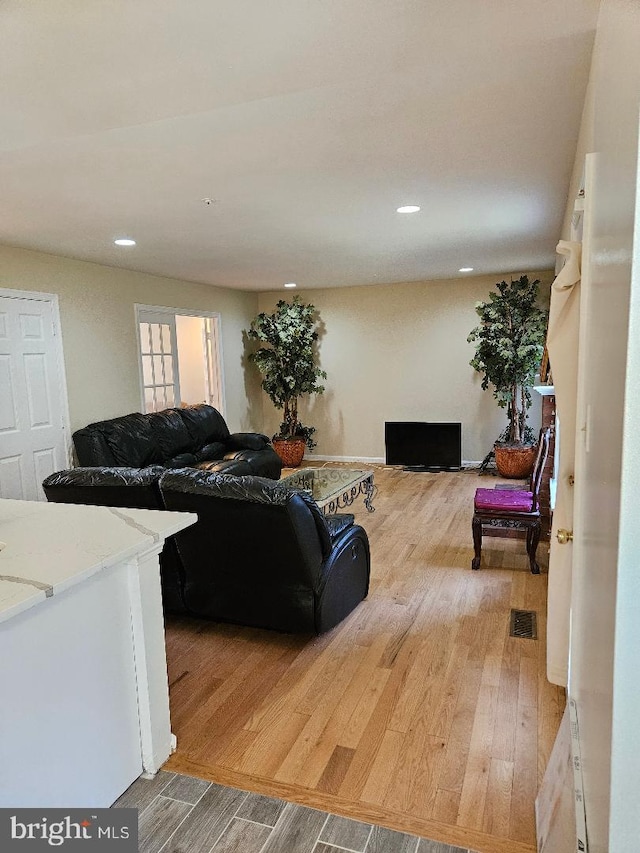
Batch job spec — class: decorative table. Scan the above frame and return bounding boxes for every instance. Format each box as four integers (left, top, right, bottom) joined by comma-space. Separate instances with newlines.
281, 467, 376, 514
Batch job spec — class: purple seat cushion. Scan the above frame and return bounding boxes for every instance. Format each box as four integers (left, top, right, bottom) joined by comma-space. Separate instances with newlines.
474, 488, 535, 513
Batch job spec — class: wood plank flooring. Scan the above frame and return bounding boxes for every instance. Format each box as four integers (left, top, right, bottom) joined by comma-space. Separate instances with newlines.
164, 465, 564, 853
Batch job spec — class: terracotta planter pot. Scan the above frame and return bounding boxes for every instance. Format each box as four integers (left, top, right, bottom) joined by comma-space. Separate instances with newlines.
272, 437, 306, 468
494, 443, 537, 479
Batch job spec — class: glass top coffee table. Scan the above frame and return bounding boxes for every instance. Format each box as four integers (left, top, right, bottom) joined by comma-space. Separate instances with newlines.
281, 468, 376, 515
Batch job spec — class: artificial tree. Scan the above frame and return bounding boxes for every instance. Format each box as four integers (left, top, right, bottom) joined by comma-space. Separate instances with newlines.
468, 275, 548, 472
248, 297, 326, 458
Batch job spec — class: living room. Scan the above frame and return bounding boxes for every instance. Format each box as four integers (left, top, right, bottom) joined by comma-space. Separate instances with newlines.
2, 1, 640, 852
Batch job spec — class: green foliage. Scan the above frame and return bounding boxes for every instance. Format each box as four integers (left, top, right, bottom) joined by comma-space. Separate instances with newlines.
467, 275, 548, 445
248, 296, 326, 450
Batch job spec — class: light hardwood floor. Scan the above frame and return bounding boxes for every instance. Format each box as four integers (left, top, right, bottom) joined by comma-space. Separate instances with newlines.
164, 464, 565, 853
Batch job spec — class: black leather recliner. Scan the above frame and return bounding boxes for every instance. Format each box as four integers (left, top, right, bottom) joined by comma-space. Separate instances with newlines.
72, 403, 282, 479
159, 469, 371, 634
42, 467, 371, 634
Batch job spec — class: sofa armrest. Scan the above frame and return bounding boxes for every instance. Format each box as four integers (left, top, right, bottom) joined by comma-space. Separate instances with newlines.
226, 432, 270, 451
315, 525, 370, 633
72, 426, 118, 466
43, 465, 166, 510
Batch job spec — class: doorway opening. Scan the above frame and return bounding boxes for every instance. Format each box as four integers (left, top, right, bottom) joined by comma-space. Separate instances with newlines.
135, 305, 224, 414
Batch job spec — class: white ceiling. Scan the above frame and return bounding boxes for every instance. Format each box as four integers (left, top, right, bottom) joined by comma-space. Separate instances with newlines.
0, 0, 600, 291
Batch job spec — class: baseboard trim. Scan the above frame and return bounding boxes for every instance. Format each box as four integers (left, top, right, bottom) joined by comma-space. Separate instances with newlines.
307, 455, 482, 469
306, 454, 386, 464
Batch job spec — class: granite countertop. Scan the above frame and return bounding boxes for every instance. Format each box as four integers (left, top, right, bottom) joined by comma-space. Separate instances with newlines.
0, 499, 196, 625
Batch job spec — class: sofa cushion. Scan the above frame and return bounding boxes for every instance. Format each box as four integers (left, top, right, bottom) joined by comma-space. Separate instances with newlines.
164, 452, 198, 468
147, 408, 192, 458
474, 488, 535, 513
101, 413, 159, 467
178, 404, 230, 447
195, 458, 254, 476
219, 447, 282, 479
194, 441, 227, 463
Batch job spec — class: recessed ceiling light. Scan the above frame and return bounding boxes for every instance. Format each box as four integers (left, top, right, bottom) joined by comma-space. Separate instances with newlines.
284, 282, 297, 289
459, 267, 474, 272
396, 205, 421, 213
114, 238, 136, 246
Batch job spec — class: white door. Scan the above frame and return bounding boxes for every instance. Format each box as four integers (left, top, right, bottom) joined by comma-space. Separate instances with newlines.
564, 134, 640, 849
0, 292, 69, 500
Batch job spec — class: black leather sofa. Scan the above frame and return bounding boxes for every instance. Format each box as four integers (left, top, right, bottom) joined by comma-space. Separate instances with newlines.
42, 467, 370, 634
72, 404, 282, 479
43, 465, 187, 612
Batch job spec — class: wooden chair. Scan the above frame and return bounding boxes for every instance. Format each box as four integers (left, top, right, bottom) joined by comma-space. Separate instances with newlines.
471, 428, 551, 574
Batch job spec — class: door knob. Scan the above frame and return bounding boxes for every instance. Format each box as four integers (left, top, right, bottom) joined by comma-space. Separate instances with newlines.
556, 528, 573, 544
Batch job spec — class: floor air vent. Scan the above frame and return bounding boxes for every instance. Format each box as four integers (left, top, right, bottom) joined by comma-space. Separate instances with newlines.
510, 609, 538, 639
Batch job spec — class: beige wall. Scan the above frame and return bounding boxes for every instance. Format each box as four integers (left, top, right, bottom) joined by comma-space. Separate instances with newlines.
560, 75, 595, 241
257, 271, 554, 463
1, 245, 553, 462
0, 245, 260, 434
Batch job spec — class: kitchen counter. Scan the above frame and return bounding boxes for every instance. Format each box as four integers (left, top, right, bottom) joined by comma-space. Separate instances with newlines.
0, 498, 196, 808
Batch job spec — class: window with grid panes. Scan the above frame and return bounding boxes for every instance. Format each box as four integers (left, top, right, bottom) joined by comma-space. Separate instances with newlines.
139, 321, 177, 412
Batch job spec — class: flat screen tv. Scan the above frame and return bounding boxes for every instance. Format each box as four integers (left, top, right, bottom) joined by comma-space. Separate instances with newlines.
384, 421, 462, 470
